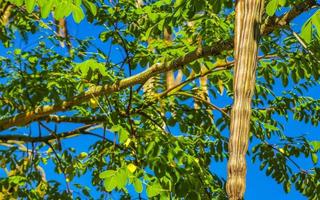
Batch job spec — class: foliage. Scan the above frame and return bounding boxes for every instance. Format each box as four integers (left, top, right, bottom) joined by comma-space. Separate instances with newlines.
0, 0, 319, 199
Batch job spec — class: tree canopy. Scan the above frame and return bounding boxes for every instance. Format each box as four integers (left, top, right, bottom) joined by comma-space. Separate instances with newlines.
0, 0, 319, 199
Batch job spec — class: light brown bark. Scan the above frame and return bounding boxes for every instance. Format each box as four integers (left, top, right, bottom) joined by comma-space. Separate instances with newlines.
55, 18, 71, 50
226, 0, 264, 199
1, 3, 12, 25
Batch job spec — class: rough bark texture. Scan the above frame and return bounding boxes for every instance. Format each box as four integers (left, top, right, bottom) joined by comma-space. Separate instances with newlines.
226, 0, 265, 199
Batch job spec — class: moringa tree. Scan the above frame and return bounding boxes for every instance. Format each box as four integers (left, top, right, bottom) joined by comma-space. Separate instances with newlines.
0, 0, 319, 199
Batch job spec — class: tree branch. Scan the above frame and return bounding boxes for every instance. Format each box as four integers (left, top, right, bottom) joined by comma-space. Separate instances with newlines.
0, 1, 314, 131
0, 124, 98, 143
261, 0, 316, 35
39, 115, 109, 124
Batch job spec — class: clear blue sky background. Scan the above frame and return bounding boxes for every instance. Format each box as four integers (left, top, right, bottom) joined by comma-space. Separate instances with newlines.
0, 3, 319, 200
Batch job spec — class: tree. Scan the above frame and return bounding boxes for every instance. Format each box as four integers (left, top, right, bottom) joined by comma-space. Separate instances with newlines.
0, 0, 319, 199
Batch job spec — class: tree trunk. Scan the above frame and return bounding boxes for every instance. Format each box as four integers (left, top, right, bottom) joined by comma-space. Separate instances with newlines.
55, 18, 70, 50
226, 1, 264, 200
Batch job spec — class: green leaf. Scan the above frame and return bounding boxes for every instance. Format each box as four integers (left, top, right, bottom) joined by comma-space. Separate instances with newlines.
119, 128, 129, 143
278, 0, 286, 6
13, 0, 23, 6
74, 61, 89, 77
144, 26, 154, 40
312, 11, 320, 37
25, 0, 36, 13
281, 74, 288, 87
111, 125, 129, 143
99, 170, 116, 178
97, 63, 108, 76
84, 1, 97, 16
146, 141, 155, 154
311, 153, 318, 164
192, 61, 201, 74
212, 0, 222, 13
63, 3, 73, 17
157, 19, 165, 31
174, 0, 184, 8
72, 6, 85, 23
309, 141, 320, 152
104, 176, 117, 192
14, 49, 21, 55
28, 56, 38, 63
74, 0, 82, 6
78, 152, 88, 159
111, 125, 120, 132
264, 123, 279, 131
301, 19, 312, 44
291, 69, 298, 83
82, 187, 90, 197
99, 31, 111, 42
266, 0, 278, 16
147, 182, 162, 198
116, 169, 127, 189
40, 0, 53, 18
186, 191, 201, 200
133, 178, 143, 193
283, 181, 291, 193
74, 59, 108, 77
37, 0, 45, 7
54, 3, 66, 20
9, 176, 27, 186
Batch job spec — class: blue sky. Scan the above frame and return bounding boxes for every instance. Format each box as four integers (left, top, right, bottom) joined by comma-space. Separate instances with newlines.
0, 2, 319, 200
